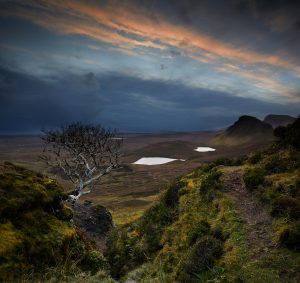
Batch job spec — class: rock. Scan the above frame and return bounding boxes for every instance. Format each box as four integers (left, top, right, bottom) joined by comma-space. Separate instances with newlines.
72, 202, 113, 251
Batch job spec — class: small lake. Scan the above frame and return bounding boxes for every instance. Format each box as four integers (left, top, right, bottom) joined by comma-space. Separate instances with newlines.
133, 147, 216, 165
133, 157, 185, 165
194, 147, 216, 152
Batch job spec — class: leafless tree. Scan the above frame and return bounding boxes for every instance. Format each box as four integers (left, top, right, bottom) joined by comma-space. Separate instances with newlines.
41, 122, 122, 202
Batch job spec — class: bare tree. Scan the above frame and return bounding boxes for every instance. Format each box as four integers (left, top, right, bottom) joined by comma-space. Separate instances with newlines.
41, 122, 122, 202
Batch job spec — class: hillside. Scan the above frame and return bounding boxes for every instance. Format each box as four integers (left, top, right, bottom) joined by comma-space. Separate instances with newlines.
105, 118, 300, 282
212, 115, 275, 146
0, 163, 113, 282
264, 114, 296, 128
1, 118, 300, 282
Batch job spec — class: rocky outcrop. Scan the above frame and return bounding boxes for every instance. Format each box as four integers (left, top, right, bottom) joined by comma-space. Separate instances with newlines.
73, 202, 113, 252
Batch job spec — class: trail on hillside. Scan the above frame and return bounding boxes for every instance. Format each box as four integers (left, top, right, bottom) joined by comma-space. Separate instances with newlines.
221, 166, 277, 258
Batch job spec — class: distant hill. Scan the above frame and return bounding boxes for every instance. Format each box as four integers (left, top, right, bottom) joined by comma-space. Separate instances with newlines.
264, 114, 296, 128
212, 115, 275, 145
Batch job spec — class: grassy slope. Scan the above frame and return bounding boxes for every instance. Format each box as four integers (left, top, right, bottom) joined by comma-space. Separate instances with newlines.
106, 146, 300, 282
1, 118, 300, 282
0, 162, 113, 282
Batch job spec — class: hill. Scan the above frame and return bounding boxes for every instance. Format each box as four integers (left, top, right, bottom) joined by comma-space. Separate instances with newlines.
106, 118, 300, 282
212, 115, 275, 146
264, 114, 296, 128
0, 162, 113, 282
1, 118, 300, 282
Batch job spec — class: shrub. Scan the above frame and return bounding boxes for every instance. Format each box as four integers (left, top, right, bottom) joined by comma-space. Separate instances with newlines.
232, 155, 247, 166
199, 169, 222, 200
176, 236, 223, 282
289, 149, 300, 169
80, 250, 109, 275
292, 178, 300, 197
248, 152, 263, 165
138, 203, 174, 253
263, 155, 291, 174
271, 196, 300, 219
277, 221, 300, 250
162, 182, 181, 208
214, 156, 246, 166
186, 220, 210, 245
244, 167, 265, 190
211, 225, 229, 241
214, 157, 233, 166
189, 164, 215, 178
106, 229, 146, 278
275, 116, 300, 149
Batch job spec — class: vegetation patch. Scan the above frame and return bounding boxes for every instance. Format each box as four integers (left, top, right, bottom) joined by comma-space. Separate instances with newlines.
0, 163, 112, 282
244, 166, 265, 190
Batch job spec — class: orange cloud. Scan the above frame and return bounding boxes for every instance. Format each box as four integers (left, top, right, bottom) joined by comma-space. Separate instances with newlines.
216, 63, 300, 102
2, 0, 298, 71
2, 0, 300, 101
58, 1, 300, 71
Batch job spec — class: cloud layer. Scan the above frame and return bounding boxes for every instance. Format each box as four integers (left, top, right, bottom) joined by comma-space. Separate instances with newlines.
1, 67, 299, 134
0, 0, 300, 132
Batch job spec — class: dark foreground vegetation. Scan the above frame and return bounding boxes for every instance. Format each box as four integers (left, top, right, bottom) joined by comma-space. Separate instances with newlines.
0, 163, 111, 282
0, 117, 299, 282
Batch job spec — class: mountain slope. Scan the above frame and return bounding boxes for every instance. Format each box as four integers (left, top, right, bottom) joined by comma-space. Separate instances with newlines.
264, 114, 296, 128
212, 115, 275, 145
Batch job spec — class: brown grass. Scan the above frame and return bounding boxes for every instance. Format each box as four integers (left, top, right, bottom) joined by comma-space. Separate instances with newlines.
0, 132, 272, 224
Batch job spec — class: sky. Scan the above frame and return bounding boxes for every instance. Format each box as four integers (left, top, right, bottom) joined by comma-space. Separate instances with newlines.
0, 0, 300, 134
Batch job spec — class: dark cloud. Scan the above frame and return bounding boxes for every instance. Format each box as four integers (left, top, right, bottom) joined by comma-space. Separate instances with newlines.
0, 68, 103, 133
0, 66, 299, 133
94, 73, 300, 131
237, 0, 300, 31
1, 1, 300, 134
125, 0, 300, 61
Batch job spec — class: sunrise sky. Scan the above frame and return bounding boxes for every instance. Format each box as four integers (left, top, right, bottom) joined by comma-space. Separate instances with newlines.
0, 0, 300, 133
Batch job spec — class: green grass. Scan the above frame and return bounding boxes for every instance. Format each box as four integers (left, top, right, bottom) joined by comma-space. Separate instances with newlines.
2, 118, 300, 282
0, 163, 113, 282
105, 150, 300, 282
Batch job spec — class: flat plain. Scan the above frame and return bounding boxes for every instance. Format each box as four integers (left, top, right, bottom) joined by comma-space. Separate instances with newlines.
0, 132, 270, 224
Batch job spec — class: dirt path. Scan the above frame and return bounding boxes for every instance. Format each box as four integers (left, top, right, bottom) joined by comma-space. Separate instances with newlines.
221, 166, 277, 258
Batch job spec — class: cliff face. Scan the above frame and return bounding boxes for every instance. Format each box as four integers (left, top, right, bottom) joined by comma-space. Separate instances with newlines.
212, 115, 275, 145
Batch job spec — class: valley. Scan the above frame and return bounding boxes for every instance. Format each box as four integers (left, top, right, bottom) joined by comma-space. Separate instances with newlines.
0, 130, 271, 224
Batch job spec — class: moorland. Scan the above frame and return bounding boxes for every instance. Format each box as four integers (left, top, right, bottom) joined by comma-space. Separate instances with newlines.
0, 114, 299, 282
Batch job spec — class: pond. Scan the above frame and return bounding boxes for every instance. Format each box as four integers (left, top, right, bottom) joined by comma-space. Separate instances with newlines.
133, 157, 185, 165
